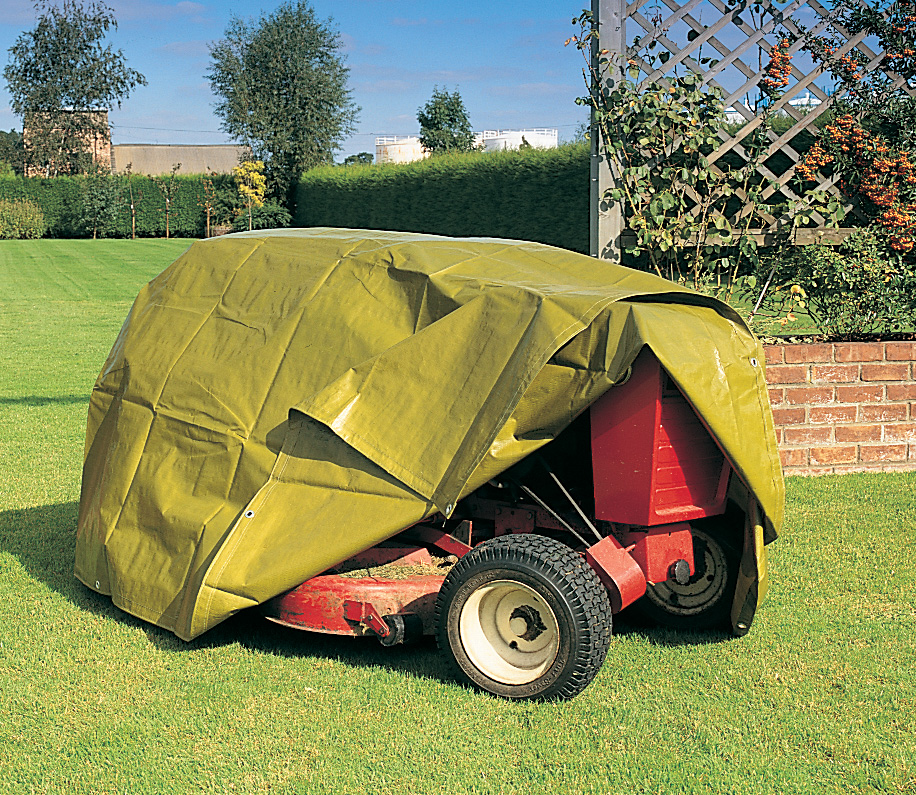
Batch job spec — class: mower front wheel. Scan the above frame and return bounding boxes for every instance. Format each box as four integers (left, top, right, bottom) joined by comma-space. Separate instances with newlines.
435, 534, 612, 701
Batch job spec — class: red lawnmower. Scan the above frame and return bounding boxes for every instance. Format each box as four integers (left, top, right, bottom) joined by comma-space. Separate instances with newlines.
263, 348, 740, 700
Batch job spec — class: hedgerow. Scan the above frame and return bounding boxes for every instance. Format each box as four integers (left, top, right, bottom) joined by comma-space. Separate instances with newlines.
295, 144, 590, 253
0, 173, 238, 238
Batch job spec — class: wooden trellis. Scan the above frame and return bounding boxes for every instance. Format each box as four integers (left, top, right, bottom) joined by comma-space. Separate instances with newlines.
589, 0, 913, 258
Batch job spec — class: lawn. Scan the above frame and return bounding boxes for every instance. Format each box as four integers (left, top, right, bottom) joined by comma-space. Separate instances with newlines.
1, 239, 914, 795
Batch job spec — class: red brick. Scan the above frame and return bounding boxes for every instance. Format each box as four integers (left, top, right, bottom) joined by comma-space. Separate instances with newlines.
784, 343, 834, 364
886, 342, 916, 361
910, 444, 916, 462
768, 387, 784, 407
809, 405, 857, 424
834, 342, 884, 362
834, 424, 882, 442
861, 363, 910, 382
812, 364, 859, 383
771, 407, 806, 425
779, 448, 808, 467
887, 383, 916, 401
836, 385, 885, 403
784, 386, 834, 405
765, 364, 809, 385
884, 423, 916, 442
784, 426, 833, 444
763, 345, 784, 366
810, 445, 858, 465
860, 444, 908, 463
859, 403, 908, 422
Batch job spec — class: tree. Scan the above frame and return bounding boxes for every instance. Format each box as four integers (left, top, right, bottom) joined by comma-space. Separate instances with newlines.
3, 0, 146, 177
152, 163, 181, 239
233, 160, 267, 231
207, 1, 359, 202
80, 163, 119, 239
122, 162, 142, 240
417, 87, 476, 154
342, 152, 373, 166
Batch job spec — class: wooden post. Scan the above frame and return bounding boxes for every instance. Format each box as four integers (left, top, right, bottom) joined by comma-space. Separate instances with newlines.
590, 0, 626, 260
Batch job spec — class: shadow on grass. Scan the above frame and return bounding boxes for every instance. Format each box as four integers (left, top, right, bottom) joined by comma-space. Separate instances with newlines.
0, 395, 88, 407
0, 501, 449, 683
0, 501, 731, 686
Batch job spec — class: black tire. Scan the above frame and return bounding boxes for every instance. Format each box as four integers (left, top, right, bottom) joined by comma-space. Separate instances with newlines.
435, 534, 613, 701
635, 525, 739, 631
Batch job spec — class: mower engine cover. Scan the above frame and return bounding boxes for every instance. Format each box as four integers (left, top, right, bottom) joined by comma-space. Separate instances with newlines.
75, 228, 784, 640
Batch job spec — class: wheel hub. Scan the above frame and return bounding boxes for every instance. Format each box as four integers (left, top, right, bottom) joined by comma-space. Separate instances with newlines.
509, 604, 547, 641
645, 530, 728, 616
458, 580, 561, 685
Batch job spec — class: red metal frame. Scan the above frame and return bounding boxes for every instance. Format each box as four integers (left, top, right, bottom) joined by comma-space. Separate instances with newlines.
589, 348, 730, 526
264, 574, 444, 637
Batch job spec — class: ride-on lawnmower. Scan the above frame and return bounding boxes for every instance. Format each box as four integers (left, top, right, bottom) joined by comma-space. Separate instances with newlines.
76, 229, 783, 701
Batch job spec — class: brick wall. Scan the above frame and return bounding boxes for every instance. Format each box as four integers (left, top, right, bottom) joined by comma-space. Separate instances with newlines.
764, 341, 916, 475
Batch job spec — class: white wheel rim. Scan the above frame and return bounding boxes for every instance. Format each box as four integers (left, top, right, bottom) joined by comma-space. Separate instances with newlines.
458, 580, 560, 685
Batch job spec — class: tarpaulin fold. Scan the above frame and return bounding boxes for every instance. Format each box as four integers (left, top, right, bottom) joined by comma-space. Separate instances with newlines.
75, 228, 783, 640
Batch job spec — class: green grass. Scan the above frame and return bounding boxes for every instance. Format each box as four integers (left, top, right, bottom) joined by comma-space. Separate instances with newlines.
1, 239, 914, 794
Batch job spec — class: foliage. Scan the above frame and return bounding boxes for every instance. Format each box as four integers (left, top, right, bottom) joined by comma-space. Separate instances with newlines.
121, 163, 143, 239
233, 160, 267, 231
296, 144, 590, 253
0, 197, 47, 239
794, 0, 916, 258
0, 129, 25, 176
230, 200, 292, 231
752, 229, 914, 336
207, 0, 359, 201
417, 87, 476, 154
3, 0, 145, 177
342, 152, 374, 166
568, 13, 847, 304
0, 174, 83, 236
0, 172, 238, 238
79, 164, 119, 239
152, 163, 182, 239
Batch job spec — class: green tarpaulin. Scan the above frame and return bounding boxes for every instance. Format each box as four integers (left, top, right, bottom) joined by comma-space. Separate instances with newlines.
75, 228, 784, 640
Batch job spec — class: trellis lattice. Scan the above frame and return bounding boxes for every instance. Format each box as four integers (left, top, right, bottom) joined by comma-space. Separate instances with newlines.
590, 0, 914, 257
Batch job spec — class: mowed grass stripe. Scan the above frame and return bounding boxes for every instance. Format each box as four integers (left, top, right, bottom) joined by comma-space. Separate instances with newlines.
0, 239, 913, 795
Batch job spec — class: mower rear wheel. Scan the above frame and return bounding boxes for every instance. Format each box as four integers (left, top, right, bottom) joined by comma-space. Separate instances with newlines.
436, 534, 612, 701
637, 525, 738, 631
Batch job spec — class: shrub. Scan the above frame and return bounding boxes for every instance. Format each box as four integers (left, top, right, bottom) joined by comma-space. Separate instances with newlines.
0, 198, 48, 239
755, 229, 914, 337
231, 200, 291, 231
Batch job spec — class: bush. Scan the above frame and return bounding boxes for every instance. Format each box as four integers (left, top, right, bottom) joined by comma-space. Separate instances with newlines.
756, 229, 914, 336
231, 200, 292, 231
0, 198, 48, 239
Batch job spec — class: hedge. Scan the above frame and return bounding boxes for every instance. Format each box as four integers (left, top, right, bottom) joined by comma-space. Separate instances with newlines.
0, 197, 48, 239
0, 173, 237, 238
294, 144, 590, 254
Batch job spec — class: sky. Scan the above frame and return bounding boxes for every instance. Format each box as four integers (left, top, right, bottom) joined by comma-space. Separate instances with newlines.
0, 0, 592, 161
